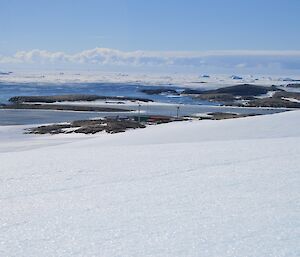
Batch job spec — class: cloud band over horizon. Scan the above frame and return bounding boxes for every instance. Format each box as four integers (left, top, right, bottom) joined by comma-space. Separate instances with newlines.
1, 48, 300, 74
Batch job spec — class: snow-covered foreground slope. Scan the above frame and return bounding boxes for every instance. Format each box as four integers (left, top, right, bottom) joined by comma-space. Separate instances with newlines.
1, 112, 300, 257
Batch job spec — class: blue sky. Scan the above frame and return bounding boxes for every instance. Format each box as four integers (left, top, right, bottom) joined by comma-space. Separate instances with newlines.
1, 0, 300, 74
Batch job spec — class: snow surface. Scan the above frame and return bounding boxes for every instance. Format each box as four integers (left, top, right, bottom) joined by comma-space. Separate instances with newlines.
1, 111, 300, 257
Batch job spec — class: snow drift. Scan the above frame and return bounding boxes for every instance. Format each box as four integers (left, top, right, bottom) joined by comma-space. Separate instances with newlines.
1, 111, 300, 257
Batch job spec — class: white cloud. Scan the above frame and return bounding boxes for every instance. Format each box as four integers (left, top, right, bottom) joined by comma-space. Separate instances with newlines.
1, 48, 300, 74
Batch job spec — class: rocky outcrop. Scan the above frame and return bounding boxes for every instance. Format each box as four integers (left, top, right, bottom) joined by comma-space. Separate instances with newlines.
273, 91, 300, 100
26, 118, 146, 135
246, 91, 300, 108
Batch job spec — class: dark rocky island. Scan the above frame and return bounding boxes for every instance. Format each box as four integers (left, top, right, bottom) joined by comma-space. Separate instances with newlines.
2, 94, 155, 112
140, 88, 179, 95
9, 94, 153, 104
3, 103, 132, 112
181, 89, 203, 94
140, 84, 300, 108
141, 84, 280, 100
203, 84, 280, 96
196, 85, 300, 108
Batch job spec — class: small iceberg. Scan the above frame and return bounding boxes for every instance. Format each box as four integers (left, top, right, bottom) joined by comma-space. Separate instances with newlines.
231, 75, 243, 80
201, 74, 210, 78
